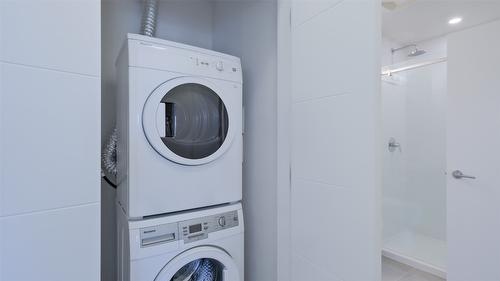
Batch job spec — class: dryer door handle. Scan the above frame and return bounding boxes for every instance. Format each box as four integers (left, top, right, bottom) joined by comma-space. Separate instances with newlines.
157, 102, 166, 137
157, 102, 176, 138
164, 102, 176, 138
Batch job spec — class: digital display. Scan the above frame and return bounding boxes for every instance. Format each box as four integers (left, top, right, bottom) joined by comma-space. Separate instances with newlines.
189, 224, 202, 233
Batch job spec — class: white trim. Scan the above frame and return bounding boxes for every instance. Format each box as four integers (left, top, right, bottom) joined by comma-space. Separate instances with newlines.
382, 248, 446, 279
276, 1, 292, 280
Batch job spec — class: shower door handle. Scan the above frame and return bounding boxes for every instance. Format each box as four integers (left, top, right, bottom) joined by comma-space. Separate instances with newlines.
388, 137, 401, 152
452, 170, 476, 180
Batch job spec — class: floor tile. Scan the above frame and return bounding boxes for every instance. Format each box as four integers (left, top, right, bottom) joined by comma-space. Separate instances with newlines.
382, 257, 445, 281
382, 257, 412, 281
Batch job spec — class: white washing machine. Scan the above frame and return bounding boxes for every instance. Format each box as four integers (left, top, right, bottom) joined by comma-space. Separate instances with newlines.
117, 203, 244, 281
116, 34, 243, 218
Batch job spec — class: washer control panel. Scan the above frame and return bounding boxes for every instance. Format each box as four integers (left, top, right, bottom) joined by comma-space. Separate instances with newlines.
139, 210, 239, 247
179, 210, 239, 243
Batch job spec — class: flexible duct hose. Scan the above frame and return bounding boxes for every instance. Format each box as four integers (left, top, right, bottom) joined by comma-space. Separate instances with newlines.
102, 128, 118, 183
141, 0, 159, 37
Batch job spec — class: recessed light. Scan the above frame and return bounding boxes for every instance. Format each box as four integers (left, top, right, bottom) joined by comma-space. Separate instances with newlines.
449, 17, 463, 25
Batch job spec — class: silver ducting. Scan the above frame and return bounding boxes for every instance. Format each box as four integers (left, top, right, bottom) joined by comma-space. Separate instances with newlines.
141, 0, 159, 37
102, 128, 118, 179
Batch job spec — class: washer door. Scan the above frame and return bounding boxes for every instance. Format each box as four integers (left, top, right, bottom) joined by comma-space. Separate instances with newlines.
154, 246, 240, 281
143, 77, 234, 166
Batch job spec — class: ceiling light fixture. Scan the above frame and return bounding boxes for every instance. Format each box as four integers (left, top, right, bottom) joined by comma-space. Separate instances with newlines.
449, 17, 463, 25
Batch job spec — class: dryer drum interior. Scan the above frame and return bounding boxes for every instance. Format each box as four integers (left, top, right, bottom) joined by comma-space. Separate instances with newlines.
171, 258, 224, 281
160, 83, 229, 160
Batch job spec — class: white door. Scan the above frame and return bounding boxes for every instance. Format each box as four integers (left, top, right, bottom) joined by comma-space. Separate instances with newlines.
447, 20, 500, 281
289, 1, 380, 280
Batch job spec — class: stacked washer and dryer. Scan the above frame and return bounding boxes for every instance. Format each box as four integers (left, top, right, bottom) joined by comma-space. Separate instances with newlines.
116, 33, 244, 281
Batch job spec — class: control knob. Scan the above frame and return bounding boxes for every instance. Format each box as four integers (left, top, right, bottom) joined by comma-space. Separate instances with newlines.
218, 216, 226, 227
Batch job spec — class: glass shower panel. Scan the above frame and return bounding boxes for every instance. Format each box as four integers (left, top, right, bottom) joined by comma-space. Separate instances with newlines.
382, 61, 447, 274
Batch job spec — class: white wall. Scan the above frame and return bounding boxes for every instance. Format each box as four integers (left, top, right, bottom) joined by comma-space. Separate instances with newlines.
276, 1, 292, 280
289, 1, 381, 280
0, 0, 101, 280
212, 2, 278, 280
101, 1, 214, 279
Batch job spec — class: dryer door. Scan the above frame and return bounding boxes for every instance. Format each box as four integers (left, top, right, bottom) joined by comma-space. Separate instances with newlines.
154, 246, 240, 281
143, 77, 234, 166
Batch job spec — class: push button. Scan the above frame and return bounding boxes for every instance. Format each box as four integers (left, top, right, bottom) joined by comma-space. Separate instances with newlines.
216, 61, 224, 71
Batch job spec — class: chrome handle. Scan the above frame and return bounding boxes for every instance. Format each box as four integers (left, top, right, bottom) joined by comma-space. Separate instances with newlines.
452, 170, 476, 180
388, 137, 401, 152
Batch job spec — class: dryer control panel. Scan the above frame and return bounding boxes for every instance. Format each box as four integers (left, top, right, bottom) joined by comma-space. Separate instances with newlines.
139, 210, 239, 247
126, 34, 243, 84
179, 210, 239, 243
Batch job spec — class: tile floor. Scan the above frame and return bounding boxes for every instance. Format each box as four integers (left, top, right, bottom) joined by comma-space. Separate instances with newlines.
382, 257, 446, 281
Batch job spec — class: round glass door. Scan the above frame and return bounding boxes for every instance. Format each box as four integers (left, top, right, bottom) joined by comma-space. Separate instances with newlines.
143, 77, 234, 166
161, 83, 229, 160
154, 246, 240, 281
170, 258, 223, 281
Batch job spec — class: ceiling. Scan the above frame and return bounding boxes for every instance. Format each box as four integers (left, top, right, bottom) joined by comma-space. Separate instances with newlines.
382, 0, 500, 44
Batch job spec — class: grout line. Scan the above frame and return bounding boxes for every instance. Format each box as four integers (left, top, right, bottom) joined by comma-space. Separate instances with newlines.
292, 176, 349, 190
293, 0, 345, 29
0, 201, 100, 219
0, 60, 100, 79
292, 92, 350, 104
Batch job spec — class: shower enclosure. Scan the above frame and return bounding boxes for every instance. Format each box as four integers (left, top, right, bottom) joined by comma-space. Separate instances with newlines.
381, 59, 447, 278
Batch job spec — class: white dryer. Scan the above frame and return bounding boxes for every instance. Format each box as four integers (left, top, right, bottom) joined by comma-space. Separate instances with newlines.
117, 203, 244, 281
116, 34, 243, 218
